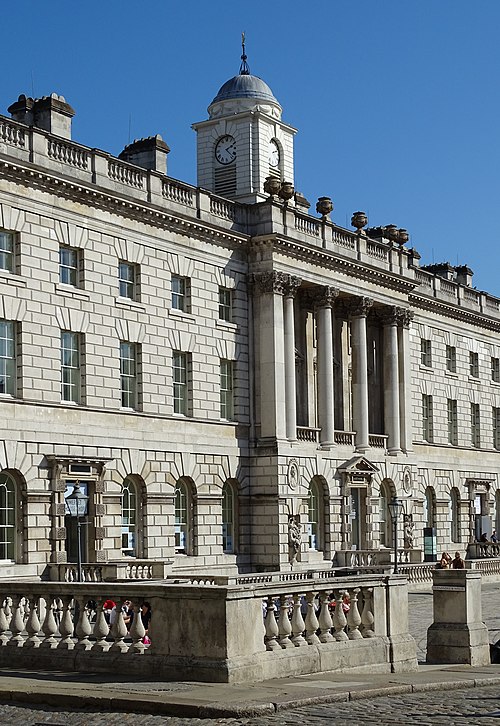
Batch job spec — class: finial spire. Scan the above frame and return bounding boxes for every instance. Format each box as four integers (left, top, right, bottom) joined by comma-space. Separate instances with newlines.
239, 31, 250, 75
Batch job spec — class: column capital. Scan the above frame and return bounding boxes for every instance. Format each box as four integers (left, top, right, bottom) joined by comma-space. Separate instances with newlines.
398, 308, 414, 328
345, 296, 374, 318
251, 271, 289, 295
284, 275, 302, 298
377, 305, 405, 326
306, 285, 339, 309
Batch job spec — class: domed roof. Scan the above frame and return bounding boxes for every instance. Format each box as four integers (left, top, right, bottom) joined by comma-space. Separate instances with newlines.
211, 73, 279, 105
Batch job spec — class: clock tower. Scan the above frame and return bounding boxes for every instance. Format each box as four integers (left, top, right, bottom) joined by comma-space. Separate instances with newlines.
192, 38, 297, 204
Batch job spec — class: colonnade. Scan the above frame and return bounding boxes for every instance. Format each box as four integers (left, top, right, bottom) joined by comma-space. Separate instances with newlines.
253, 271, 413, 454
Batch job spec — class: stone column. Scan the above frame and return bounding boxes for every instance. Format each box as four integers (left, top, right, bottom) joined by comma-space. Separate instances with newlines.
253, 271, 288, 442
398, 309, 414, 453
283, 276, 301, 441
347, 297, 373, 453
314, 286, 339, 448
380, 307, 401, 455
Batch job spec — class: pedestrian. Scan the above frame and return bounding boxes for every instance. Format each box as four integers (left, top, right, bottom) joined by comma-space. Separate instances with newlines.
437, 552, 452, 569
452, 551, 465, 569
492, 530, 497, 543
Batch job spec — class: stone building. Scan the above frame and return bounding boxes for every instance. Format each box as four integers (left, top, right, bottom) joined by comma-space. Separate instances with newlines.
0, 51, 499, 581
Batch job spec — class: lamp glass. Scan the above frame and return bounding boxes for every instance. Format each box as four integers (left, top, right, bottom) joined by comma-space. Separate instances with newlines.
388, 496, 403, 522
65, 482, 89, 518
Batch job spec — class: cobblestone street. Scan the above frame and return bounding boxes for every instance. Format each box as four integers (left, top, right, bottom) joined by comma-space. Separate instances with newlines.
0, 582, 499, 725
0, 684, 499, 725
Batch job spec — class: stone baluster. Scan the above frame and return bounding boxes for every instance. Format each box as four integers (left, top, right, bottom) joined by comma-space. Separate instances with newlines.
24, 595, 42, 648
91, 599, 110, 652
360, 587, 375, 638
110, 600, 129, 653
3, 597, 11, 625
58, 595, 75, 650
128, 602, 145, 654
346, 588, 362, 639
0, 598, 10, 645
318, 591, 334, 642
332, 590, 348, 641
74, 598, 93, 650
277, 594, 293, 648
304, 591, 320, 645
7, 595, 26, 648
264, 596, 280, 651
290, 593, 306, 646
41, 597, 59, 649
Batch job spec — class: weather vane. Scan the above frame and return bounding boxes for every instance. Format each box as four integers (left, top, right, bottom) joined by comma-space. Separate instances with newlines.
239, 31, 250, 75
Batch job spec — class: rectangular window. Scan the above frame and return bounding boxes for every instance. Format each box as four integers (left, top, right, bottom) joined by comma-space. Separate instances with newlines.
493, 407, 500, 450
445, 345, 456, 373
421, 339, 432, 367
0, 231, 14, 273
0, 320, 16, 396
447, 398, 458, 445
171, 275, 189, 312
218, 287, 232, 322
220, 359, 234, 420
119, 262, 137, 300
120, 342, 138, 409
61, 331, 80, 403
492, 357, 500, 383
422, 394, 433, 442
173, 351, 189, 415
59, 245, 79, 286
469, 351, 479, 378
471, 402, 481, 448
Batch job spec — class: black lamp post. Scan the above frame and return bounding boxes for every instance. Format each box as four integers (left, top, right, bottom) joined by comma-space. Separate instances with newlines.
388, 496, 404, 574
65, 481, 89, 582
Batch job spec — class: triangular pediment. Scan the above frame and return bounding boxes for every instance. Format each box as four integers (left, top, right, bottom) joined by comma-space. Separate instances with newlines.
337, 455, 379, 475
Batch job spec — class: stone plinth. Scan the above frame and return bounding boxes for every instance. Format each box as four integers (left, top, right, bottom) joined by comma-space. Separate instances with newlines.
426, 569, 490, 666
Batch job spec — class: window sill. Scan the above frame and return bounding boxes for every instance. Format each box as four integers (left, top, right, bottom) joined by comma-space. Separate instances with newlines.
216, 319, 238, 333
55, 283, 90, 300
169, 308, 196, 322
444, 371, 458, 378
419, 364, 433, 372
0, 269, 26, 288
468, 376, 480, 383
115, 296, 146, 312
491, 380, 500, 387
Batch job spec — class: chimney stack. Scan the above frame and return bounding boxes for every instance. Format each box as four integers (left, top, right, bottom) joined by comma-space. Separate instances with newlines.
8, 93, 75, 139
119, 135, 170, 174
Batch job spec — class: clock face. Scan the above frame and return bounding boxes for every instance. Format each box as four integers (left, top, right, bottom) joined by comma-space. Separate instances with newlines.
268, 139, 280, 168
215, 135, 236, 165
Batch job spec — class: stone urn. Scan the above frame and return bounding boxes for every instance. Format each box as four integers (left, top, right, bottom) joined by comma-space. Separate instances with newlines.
278, 181, 295, 201
263, 175, 281, 198
398, 228, 409, 245
316, 196, 334, 220
384, 224, 399, 242
351, 211, 368, 230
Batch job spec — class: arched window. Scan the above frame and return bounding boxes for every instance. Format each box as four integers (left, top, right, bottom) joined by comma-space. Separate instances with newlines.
379, 480, 393, 547
175, 478, 193, 555
424, 487, 436, 528
307, 479, 323, 551
0, 472, 16, 561
121, 477, 139, 557
450, 487, 461, 543
222, 481, 237, 553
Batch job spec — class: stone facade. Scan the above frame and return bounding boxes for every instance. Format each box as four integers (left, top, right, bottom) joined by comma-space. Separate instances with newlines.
0, 66, 499, 580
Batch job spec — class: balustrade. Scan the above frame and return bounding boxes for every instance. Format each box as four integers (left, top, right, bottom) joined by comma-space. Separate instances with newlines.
210, 195, 236, 220
295, 213, 320, 237
47, 138, 88, 169
108, 160, 144, 188
0, 120, 25, 148
0, 572, 415, 682
296, 426, 320, 443
162, 179, 194, 206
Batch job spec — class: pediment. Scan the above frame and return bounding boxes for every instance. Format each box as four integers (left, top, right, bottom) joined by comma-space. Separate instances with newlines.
337, 455, 379, 475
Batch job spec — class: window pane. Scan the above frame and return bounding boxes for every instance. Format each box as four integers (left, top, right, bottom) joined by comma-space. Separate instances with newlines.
59, 246, 78, 286
120, 342, 137, 408
173, 352, 188, 415
0, 232, 14, 273
119, 262, 135, 299
0, 473, 16, 560
219, 287, 232, 322
0, 320, 15, 395
61, 332, 80, 402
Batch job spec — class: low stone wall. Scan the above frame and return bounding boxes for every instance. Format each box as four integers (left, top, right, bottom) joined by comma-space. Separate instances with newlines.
0, 573, 418, 683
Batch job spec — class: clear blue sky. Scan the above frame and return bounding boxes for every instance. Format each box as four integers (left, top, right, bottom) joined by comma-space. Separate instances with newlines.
2, 1, 499, 294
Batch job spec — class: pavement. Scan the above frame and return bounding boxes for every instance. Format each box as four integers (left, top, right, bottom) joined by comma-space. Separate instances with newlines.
0, 583, 499, 719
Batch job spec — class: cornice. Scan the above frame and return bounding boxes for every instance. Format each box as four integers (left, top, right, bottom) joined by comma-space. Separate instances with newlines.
250, 235, 418, 295
410, 292, 500, 332
0, 156, 249, 250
